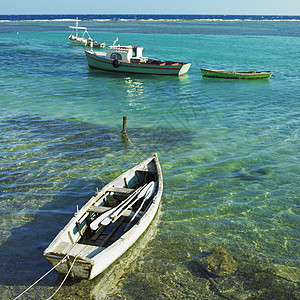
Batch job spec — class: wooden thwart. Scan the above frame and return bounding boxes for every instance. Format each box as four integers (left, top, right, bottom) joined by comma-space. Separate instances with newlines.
108, 186, 135, 194
88, 205, 111, 214
53, 242, 99, 258
88, 205, 134, 218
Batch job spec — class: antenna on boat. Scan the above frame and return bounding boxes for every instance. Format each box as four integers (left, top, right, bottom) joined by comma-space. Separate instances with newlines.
113, 37, 118, 46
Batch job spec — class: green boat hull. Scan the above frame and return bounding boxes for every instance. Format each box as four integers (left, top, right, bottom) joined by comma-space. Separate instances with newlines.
201, 68, 272, 79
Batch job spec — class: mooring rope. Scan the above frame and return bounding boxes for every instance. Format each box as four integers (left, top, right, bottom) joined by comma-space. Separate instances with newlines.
13, 243, 80, 300
13, 256, 67, 300
122, 132, 146, 159
46, 254, 79, 300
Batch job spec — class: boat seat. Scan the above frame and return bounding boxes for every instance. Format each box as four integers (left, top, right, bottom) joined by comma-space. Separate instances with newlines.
88, 205, 135, 218
52, 241, 104, 258
108, 186, 135, 195
87, 205, 111, 214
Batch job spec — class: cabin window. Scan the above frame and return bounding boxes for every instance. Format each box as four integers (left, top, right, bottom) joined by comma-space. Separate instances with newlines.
110, 53, 122, 60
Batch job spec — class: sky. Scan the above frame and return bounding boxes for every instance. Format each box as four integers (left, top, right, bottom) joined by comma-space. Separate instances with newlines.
1, 0, 300, 15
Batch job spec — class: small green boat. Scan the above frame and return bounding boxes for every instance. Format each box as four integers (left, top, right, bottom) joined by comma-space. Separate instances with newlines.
200, 68, 272, 79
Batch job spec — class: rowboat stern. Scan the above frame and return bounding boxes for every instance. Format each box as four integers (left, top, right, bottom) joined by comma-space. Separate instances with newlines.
44, 251, 94, 279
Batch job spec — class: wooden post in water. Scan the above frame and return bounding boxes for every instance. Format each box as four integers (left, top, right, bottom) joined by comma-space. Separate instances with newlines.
122, 116, 127, 135
121, 115, 142, 156
122, 116, 128, 143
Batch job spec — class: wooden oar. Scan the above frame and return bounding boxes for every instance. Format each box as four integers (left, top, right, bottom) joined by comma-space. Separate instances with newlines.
124, 182, 156, 232
99, 184, 148, 226
90, 184, 145, 231
110, 181, 155, 225
99, 183, 147, 226
110, 182, 154, 221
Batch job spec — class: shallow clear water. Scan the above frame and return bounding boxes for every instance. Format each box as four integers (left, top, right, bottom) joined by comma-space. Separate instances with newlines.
0, 17, 299, 299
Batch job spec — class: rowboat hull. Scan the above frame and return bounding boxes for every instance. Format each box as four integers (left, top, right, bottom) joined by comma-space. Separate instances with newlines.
44, 154, 163, 280
201, 68, 272, 79
69, 36, 88, 46
86, 50, 191, 76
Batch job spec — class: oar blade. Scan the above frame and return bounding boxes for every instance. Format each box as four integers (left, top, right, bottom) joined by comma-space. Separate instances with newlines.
90, 209, 114, 230
101, 218, 111, 226
124, 182, 156, 232
143, 181, 156, 200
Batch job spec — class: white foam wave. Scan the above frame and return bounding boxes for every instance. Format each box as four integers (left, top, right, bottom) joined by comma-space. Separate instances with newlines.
1, 17, 299, 23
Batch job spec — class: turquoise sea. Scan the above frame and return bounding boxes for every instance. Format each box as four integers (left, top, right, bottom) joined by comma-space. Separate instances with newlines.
0, 15, 299, 299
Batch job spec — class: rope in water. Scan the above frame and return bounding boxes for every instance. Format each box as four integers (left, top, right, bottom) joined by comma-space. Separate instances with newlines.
13, 257, 67, 299
46, 255, 79, 300
13, 244, 79, 300
122, 131, 146, 159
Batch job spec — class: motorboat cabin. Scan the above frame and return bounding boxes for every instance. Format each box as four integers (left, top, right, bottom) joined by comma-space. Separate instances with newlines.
105, 45, 148, 63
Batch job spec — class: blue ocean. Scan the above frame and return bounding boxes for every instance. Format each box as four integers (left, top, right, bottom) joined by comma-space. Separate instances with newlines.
0, 14, 299, 299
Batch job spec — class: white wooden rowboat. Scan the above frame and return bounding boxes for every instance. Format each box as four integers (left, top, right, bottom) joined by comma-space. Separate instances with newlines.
44, 154, 163, 280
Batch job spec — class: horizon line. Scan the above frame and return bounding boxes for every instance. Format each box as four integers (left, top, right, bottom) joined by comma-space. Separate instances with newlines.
1, 13, 300, 16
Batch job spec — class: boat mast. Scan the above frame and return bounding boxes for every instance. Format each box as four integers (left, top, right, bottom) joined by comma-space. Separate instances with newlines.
76, 17, 79, 38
